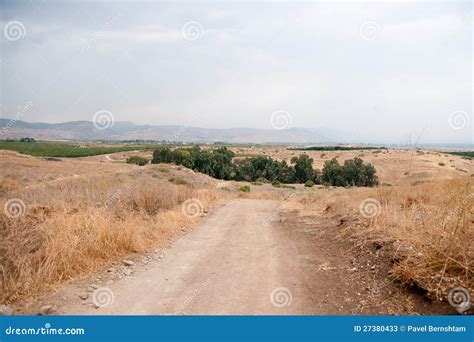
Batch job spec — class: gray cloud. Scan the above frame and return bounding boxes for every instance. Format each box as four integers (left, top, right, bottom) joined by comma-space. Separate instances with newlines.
0, 1, 472, 144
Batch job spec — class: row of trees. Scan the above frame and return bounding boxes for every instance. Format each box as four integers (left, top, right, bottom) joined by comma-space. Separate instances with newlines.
152, 146, 378, 187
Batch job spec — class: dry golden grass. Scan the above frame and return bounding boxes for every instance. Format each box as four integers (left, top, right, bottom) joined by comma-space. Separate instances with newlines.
0, 154, 229, 305
1, 148, 472, 306
292, 178, 473, 300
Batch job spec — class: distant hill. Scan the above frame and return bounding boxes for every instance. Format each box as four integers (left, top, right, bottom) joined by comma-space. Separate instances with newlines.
0, 119, 338, 144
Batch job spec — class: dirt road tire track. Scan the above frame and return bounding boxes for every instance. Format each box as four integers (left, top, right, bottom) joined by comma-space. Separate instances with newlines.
59, 199, 311, 315
49, 198, 453, 315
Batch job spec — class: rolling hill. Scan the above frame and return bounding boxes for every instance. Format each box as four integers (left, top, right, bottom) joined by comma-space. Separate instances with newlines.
0, 119, 336, 144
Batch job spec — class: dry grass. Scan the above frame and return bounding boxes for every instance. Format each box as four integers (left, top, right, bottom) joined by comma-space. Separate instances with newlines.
1, 148, 472, 307
292, 178, 473, 300
0, 158, 228, 305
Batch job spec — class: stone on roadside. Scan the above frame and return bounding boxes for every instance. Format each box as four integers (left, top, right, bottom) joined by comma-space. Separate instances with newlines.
0, 305, 13, 315
38, 305, 54, 316
123, 260, 135, 267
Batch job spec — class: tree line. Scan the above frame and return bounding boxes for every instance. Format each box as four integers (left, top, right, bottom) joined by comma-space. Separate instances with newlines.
152, 146, 378, 187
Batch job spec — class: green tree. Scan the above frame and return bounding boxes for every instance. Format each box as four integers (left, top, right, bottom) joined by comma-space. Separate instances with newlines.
343, 157, 378, 187
322, 158, 346, 186
194, 150, 214, 176
291, 154, 314, 183
234, 158, 255, 181
152, 147, 173, 163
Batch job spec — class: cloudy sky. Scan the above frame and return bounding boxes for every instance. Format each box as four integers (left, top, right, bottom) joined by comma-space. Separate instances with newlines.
0, 0, 472, 144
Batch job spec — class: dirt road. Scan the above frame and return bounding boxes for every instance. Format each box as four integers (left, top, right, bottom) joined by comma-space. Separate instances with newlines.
49, 197, 451, 316
58, 199, 311, 315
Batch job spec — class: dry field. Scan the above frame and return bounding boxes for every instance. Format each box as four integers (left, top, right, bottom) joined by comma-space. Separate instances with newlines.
0, 150, 232, 305
286, 178, 473, 307
0, 147, 472, 314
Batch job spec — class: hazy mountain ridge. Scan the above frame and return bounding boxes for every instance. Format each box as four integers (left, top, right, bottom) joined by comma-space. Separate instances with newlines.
0, 119, 336, 144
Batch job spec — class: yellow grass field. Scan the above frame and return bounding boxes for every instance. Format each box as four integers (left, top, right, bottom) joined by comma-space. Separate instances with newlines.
0, 147, 472, 311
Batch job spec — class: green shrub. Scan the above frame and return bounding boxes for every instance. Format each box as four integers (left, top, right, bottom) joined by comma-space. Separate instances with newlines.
239, 185, 251, 192
126, 156, 148, 166
271, 180, 281, 187
19, 137, 36, 142
304, 180, 315, 187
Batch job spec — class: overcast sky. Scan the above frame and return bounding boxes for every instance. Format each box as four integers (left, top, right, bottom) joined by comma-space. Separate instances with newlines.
0, 0, 472, 144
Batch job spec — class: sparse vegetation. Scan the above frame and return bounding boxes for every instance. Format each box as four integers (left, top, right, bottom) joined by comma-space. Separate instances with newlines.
126, 156, 148, 166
